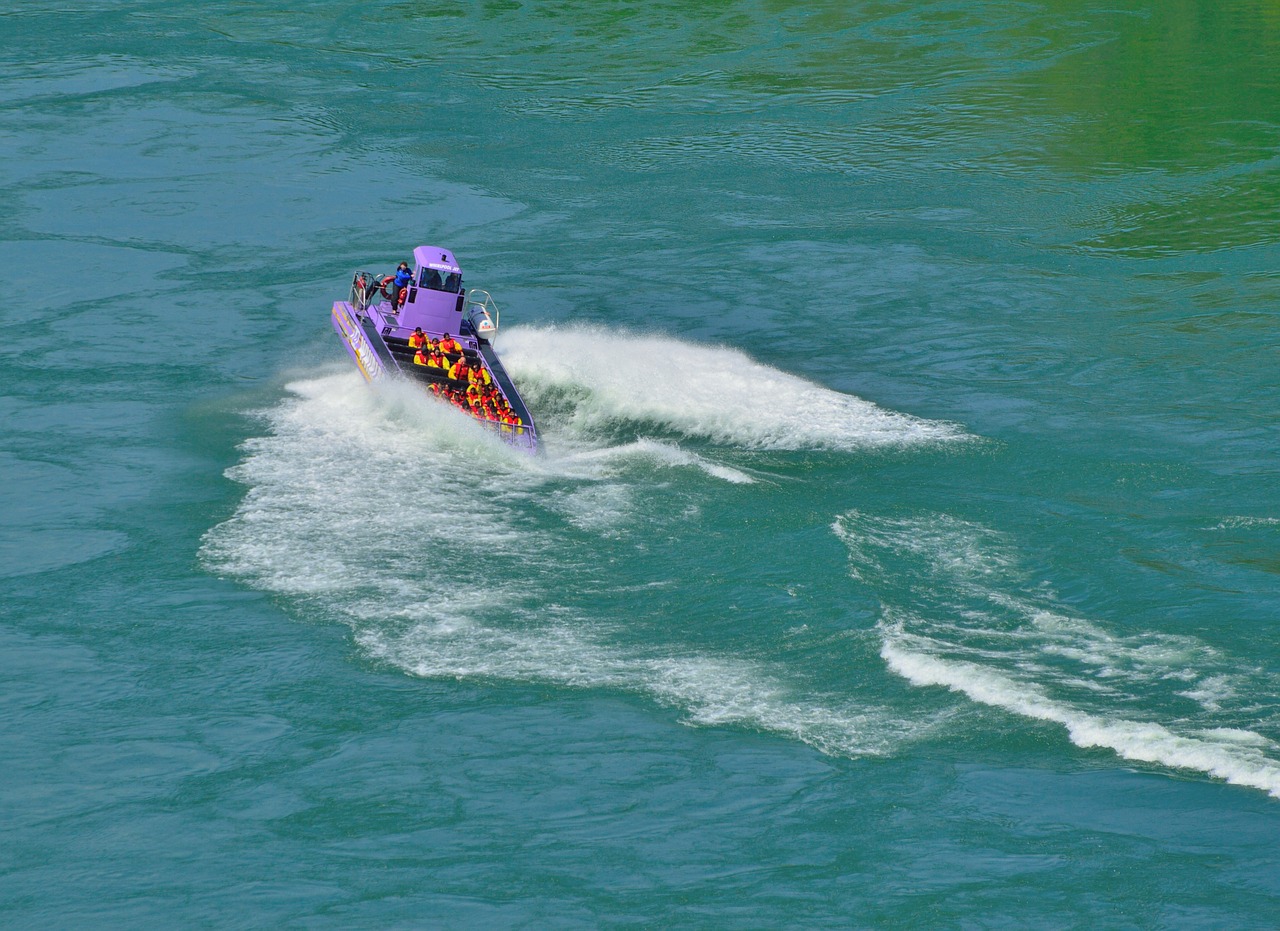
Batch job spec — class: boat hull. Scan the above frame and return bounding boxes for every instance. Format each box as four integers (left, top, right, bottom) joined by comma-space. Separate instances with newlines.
331, 298, 538, 454
331, 301, 387, 384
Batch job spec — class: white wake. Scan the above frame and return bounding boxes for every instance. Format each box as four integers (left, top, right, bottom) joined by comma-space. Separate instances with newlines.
200, 371, 928, 759
497, 324, 966, 450
836, 510, 1280, 797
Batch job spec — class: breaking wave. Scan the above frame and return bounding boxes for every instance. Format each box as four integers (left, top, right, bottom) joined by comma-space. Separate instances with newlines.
496, 324, 966, 450
835, 511, 1280, 797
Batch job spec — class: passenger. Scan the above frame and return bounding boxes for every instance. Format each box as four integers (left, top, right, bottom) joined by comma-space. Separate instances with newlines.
443, 272, 461, 293
422, 268, 443, 290
427, 350, 447, 370
448, 356, 469, 381
467, 362, 491, 386
391, 261, 413, 309
408, 327, 426, 349
438, 333, 461, 356
413, 346, 430, 366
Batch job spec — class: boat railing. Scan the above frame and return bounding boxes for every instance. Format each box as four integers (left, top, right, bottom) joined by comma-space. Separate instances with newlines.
350, 270, 381, 313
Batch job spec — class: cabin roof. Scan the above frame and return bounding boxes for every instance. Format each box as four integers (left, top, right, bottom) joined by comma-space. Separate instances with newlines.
413, 245, 462, 274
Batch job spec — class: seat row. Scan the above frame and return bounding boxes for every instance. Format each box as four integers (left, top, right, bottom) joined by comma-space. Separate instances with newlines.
398, 364, 471, 391
385, 334, 478, 362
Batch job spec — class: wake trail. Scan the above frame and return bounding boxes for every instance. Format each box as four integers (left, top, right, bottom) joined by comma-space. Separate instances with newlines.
498, 324, 967, 451
835, 511, 1280, 797
201, 371, 930, 760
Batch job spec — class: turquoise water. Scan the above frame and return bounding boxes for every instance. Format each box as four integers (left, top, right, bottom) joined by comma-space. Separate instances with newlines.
5, 1, 1280, 925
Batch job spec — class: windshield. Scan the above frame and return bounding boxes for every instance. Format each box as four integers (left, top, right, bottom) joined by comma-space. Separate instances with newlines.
419, 266, 462, 293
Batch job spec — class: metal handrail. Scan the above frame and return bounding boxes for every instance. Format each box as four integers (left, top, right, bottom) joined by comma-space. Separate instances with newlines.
350, 269, 385, 313
464, 288, 500, 330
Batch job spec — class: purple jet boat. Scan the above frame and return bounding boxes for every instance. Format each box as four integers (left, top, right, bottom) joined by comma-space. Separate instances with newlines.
331, 245, 538, 453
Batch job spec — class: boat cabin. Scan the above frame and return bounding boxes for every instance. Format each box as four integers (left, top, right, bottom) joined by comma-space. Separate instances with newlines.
393, 246, 470, 336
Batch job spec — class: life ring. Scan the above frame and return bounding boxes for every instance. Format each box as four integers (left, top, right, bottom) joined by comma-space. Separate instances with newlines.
379, 275, 395, 300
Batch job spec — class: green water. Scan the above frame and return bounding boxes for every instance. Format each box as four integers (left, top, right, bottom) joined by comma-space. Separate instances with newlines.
4, 1, 1280, 926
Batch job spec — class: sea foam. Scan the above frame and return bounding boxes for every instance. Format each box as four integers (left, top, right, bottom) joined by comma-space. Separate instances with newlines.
836, 510, 1280, 797
497, 324, 966, 450
881, 633, 1280, 798
201, 371, 920, 759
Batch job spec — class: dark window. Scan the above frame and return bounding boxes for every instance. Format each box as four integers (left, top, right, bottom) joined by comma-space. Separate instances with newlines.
418, 267, 463, 293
